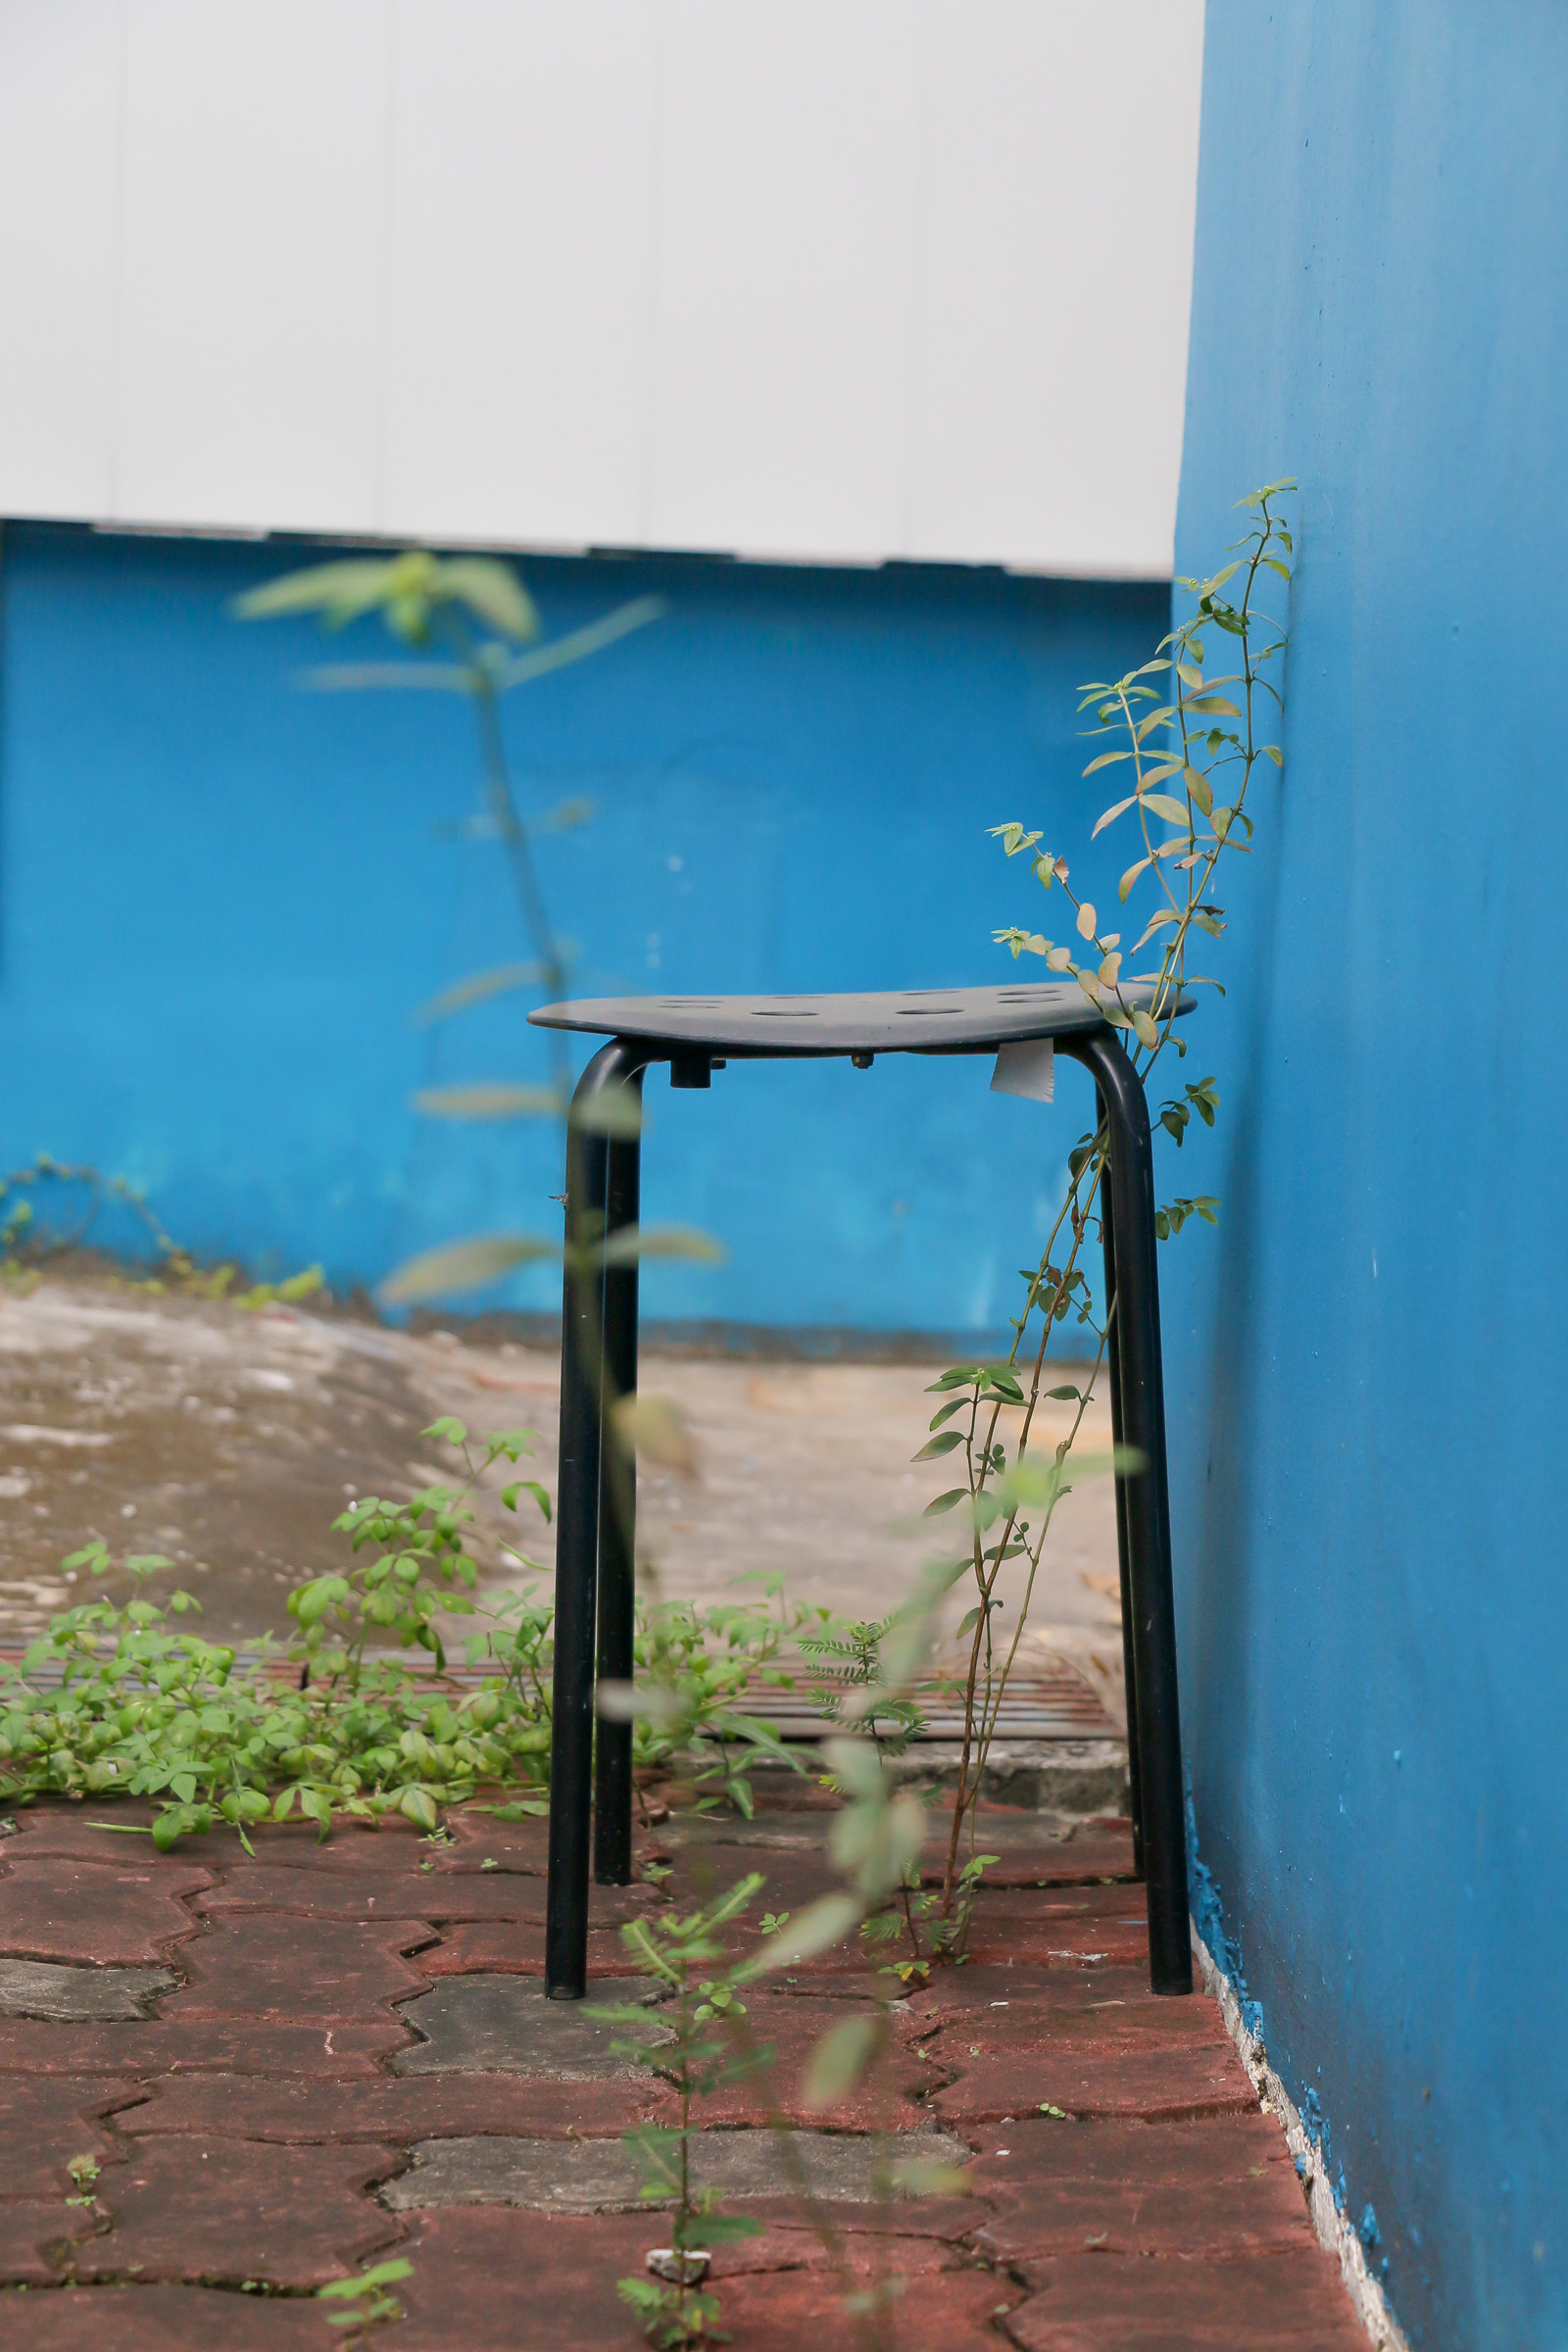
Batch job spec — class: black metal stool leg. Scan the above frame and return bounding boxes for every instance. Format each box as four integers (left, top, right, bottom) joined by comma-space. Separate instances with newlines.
594, 1063, 646, 1886
545, 1041, 626, 1998
1062, 1033, 1191, 1994
1097, 1088, 1146, 1884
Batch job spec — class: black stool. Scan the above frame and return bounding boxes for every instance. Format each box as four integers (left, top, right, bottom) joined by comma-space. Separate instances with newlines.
528, 985, 1193, 1999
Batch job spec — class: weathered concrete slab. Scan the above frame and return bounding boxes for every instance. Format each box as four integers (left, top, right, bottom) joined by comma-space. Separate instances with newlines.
0, 1956, 174, 2020
393, 1975, 671, 2078
384, 2126, 972, 2213
0, 1274, 1126, 1729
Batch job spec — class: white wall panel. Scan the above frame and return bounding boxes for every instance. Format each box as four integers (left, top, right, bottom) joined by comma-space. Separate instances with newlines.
0, 1, 121, 520
906, 0, 1203, 576
0, 0, 1205, 572
642, 0, 923, 562
113, 0, 391, 535
379, 0, 660, 549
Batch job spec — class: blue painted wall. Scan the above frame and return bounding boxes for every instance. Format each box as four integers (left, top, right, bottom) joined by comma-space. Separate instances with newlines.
1171, 8, 1568, 2345
0, 522, 1165, 1332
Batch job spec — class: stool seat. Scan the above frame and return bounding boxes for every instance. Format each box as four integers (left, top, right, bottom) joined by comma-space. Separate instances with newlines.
531, 981, 1184, 1057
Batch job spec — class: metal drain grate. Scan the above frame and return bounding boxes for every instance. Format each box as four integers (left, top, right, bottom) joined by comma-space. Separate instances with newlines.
1, 1654, 1117, 1741
736, 1664, 1116, 1744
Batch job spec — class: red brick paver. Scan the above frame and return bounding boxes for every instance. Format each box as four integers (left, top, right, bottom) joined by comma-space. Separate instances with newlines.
0, 1858, 210, 1964
69, 2136, 403, 2285
173, 1912, 436, 2019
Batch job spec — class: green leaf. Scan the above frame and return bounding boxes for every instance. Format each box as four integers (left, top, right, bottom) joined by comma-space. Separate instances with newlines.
318, 2261, 415, 2301
593, 1224, 724, 1268
413, 963, 549, 1026
1046, 1385, 1081, 1400
414, 1084, 564, 1120
378, 1234, 563, 1303
497, 595, 666, 692
1091, 797, 1138, 839
803, 2013, 881, 2108
912, 1430, 964, 1461
500, 1480, 552, 1521
891, 2156, 972, 2197
922, 1489, 969, 1518
304, 662, 471, 693
572, 1085, 644, 1139
734, 1892, 860, 1981
1141, 793, 1190, 826
437, 556, 539, 642
232, 557, 413, 626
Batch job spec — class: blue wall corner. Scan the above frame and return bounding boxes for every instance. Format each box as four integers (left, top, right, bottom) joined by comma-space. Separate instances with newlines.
1172, 7, 1568, 2345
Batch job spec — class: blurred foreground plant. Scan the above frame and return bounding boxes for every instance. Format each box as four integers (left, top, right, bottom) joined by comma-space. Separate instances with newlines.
235, 549, 664, 1309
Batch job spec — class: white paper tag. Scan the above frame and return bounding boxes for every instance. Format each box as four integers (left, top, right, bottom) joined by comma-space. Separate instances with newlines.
990, 1039, 1054, 1102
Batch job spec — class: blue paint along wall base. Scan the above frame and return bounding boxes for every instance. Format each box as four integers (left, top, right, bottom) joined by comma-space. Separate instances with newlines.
0, 523, 1166, 1334
1171, 8, 1568, 2346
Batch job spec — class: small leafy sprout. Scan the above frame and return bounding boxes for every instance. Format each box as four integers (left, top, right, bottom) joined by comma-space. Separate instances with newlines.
598, 1878, 770, 2346
1039, 2104, 1069, 2121
617, 2275, 724, 2349
65, 2154, 100, 2205
318, 2259, 415, 2331
1154, 1195, 1220, 1240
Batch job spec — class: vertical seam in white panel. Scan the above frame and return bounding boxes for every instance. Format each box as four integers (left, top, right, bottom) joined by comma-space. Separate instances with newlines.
369, 0, 399, 541
899, 0, 937, 564
636, 0, 671, 549
105, 0, 130, 519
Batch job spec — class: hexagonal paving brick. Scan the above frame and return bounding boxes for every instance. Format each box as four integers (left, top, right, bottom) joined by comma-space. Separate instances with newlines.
0, 1960, 173, 2021
13, 2283, 332, 2347
0, 2074, 124, 2197
0, 2015, 412, 2078
0, 2199, 106, 2287
966, 2116, 1315, 2259
384, 2208, 997, 2352
195, 1868, 655, 1926
409, 1920, 626, 1977
118, 2070, 665, 2143
392, 1976, 671, 2077
934, 2035, 1255, 2126
1004, 2246, 1371, 2347
71, 2137, 404, 2286
172, 1915, 434, 2021
385, 2127, 972, 2214
0, 1860, 209, 1965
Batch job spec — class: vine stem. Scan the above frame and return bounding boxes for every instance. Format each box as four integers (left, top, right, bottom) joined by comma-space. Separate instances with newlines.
939, 488, 1293, 1927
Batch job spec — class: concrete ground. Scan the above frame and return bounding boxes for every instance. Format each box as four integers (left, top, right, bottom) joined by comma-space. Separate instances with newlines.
0, 1273, 1127, 1721
0, 1793, 1373, 2350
